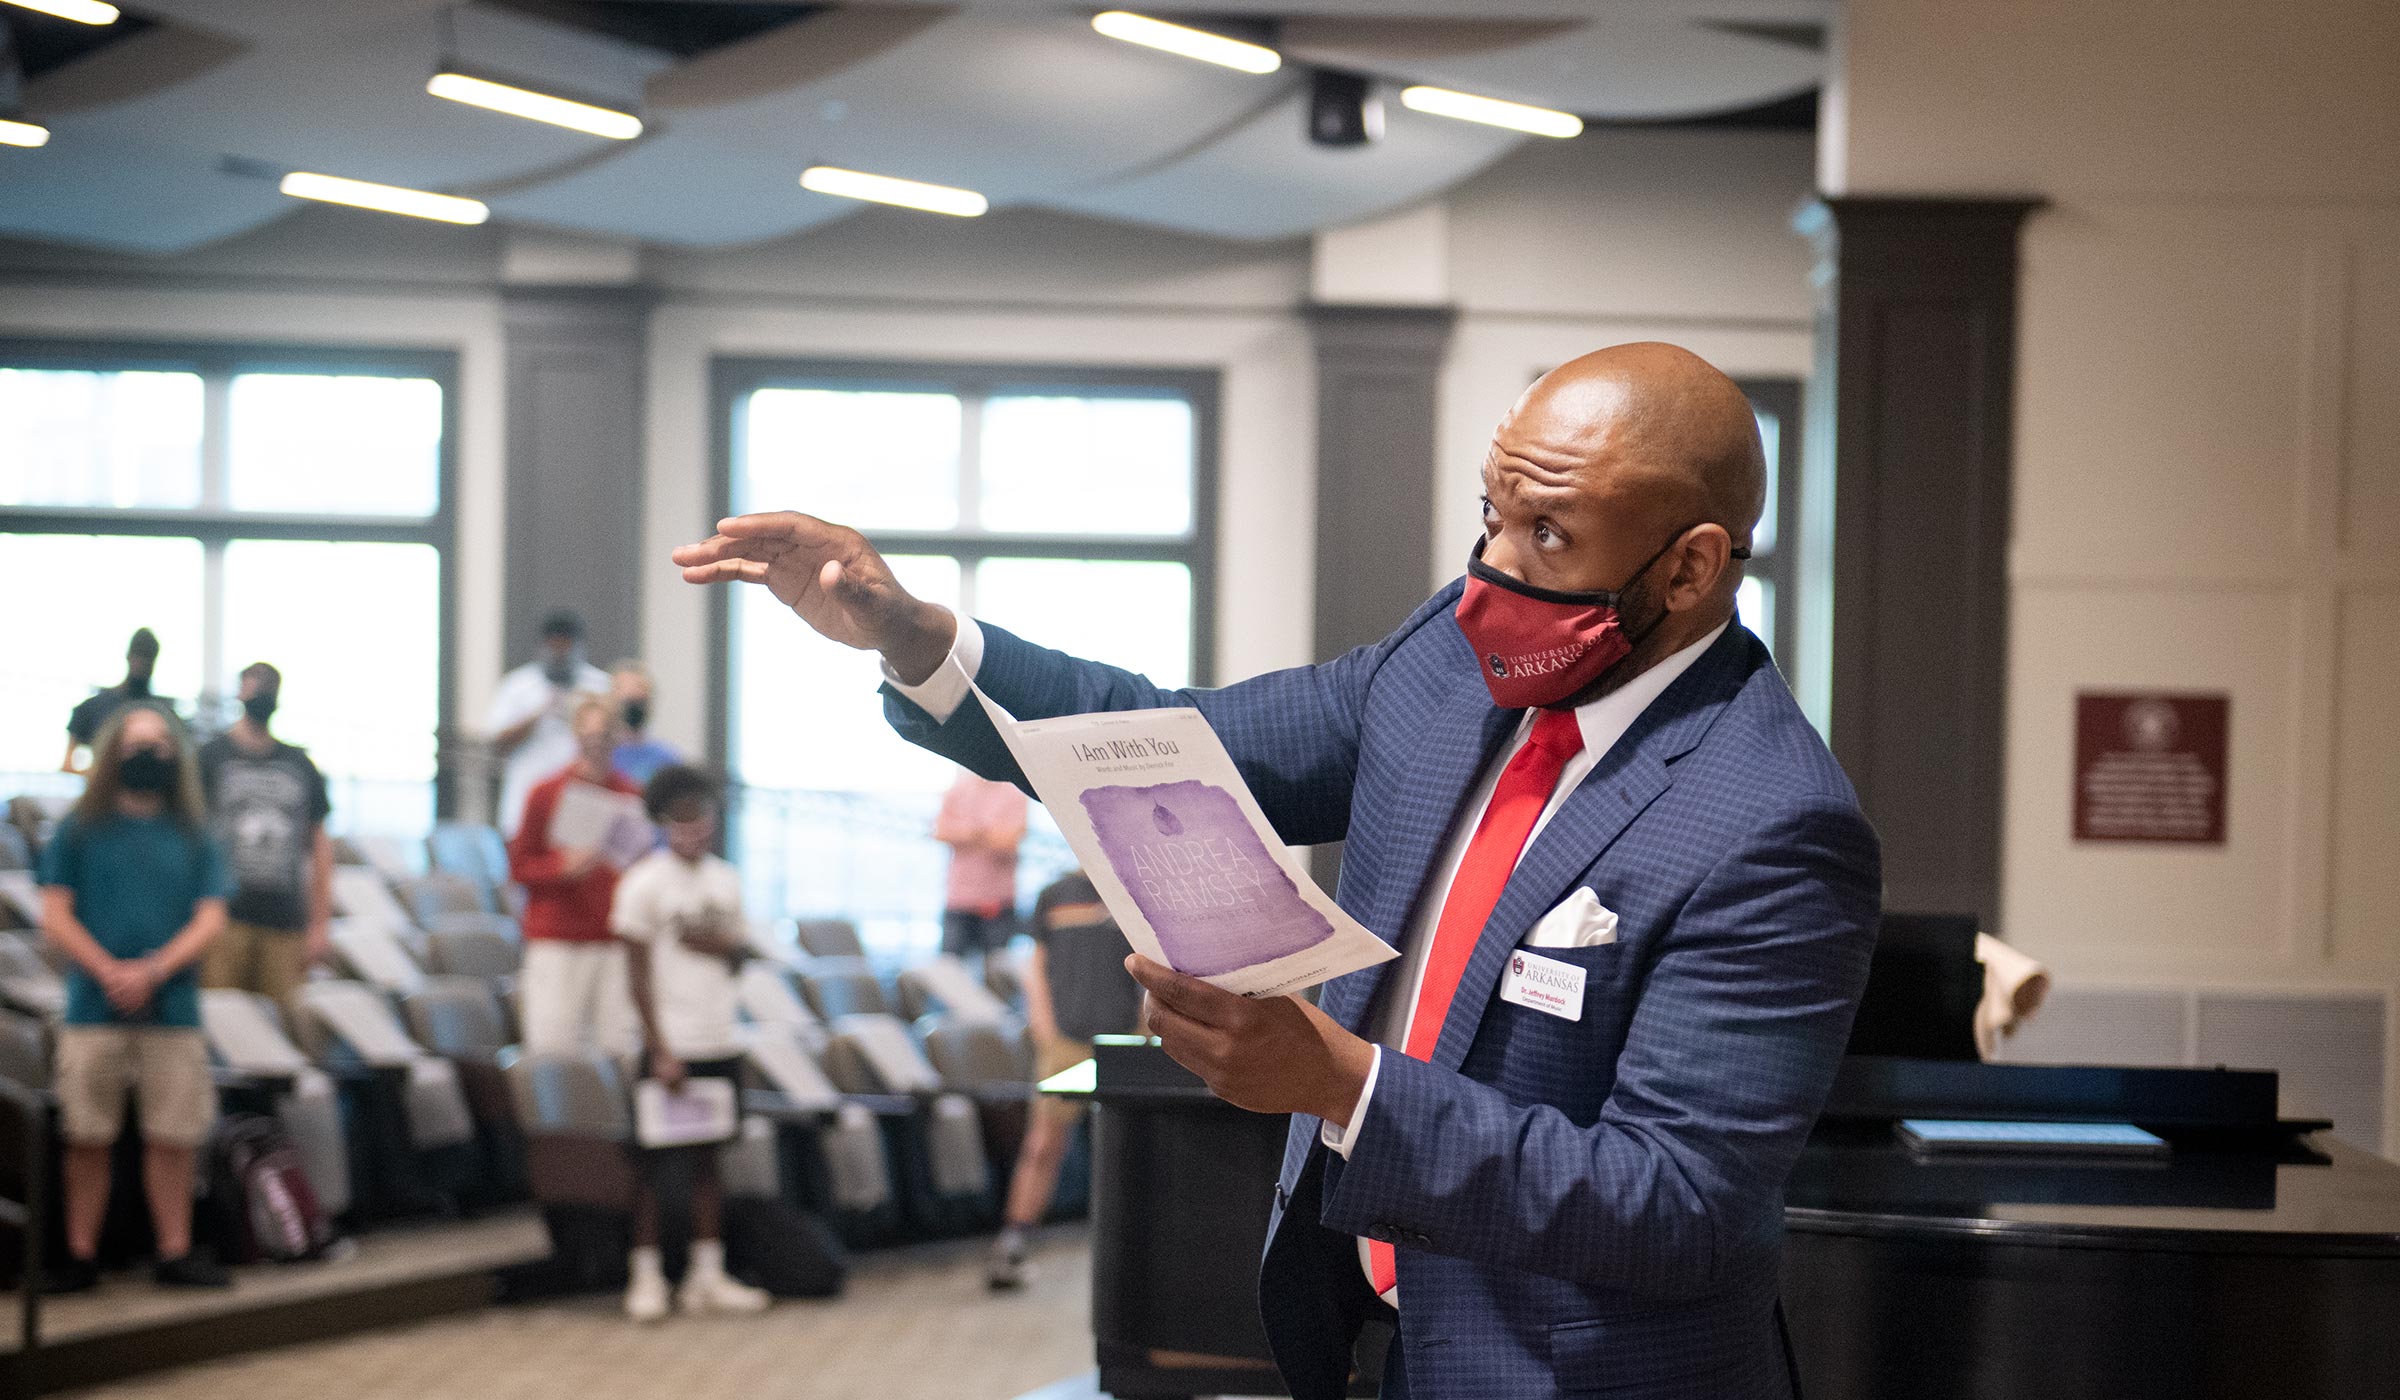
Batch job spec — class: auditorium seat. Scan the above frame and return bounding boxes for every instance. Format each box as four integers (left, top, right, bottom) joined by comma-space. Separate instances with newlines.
792, 918, 866, 959
896, 955, 1014, 1024
423, 913, 522, 981
507, 1050, 638, 1290
331, 864, 420, 938
0, 870, 44, 931
741, 1025, 903, 1245
921, 1016, 1035, 1091
293, 980, 479, 1217
821, 1014, 993, 1235
0, 932, 63, 1021
800, 958, 893, 1020
426, 821, 510, 893
0, 1007, 45, 1088
328, 916, 427, 997
400, 974, 527, 1202
199, 989, 354, 1218
401, 870, 493, 924
983, 953, 1027, 1013
0, 824, 28, 872
737, 961, 832, 1054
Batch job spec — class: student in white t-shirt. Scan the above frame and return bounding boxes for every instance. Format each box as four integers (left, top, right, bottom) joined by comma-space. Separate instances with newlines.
611, 763, 771, 1324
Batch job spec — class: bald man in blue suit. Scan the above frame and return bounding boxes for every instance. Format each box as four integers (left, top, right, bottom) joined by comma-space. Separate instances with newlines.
678, 342, 1881, 1400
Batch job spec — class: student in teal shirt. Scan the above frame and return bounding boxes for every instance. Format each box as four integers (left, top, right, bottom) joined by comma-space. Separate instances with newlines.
38, 701, 232, 1292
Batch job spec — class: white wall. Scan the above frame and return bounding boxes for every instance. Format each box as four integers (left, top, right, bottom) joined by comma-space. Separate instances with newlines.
1432, 128, 1818, 590
1830, 0, 2400, 1150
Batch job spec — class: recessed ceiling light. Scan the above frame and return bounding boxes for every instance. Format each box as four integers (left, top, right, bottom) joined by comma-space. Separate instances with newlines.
800, 165, 986, 218
279, 171, 489, 225
2, 0, 118, 25
0, 118, 49, 148
1091, 11, 1280, 75
1399, 85, 1582, 139
427, 71, 643, 141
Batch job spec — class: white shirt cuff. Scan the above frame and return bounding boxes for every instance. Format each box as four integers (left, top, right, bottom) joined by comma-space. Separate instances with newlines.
880, 612, 984, 723
1318, 1046, 1382, 1159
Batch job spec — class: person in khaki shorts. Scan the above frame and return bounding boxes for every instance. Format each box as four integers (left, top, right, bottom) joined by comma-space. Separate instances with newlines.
38, 702, 232, 1292
198, 662, 333, 1023
986, 870, 1145, 1290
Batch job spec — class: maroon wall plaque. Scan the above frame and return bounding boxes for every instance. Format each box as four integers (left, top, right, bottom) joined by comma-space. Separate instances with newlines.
2073, 693, 2230, 844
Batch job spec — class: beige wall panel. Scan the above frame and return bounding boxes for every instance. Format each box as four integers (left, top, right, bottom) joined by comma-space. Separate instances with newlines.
2331, 590, 2400, 961
2002, 585, 2299, 965
2341, 222, 2400, 555
2015, 207, 2318, 575
1835, 0, 2400, 200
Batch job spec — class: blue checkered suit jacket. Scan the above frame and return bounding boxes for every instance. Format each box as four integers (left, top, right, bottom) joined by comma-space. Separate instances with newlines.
884, 581, 1881, 1400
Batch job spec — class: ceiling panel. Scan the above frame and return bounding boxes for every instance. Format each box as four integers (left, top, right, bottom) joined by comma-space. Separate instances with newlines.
1041, 94, 1520, 242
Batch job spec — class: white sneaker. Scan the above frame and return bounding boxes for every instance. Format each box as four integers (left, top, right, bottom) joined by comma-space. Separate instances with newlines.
625, 1267, 671, 1323
679, 1269, 771, 1315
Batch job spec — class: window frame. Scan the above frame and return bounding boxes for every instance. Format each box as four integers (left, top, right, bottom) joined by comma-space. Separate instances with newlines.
1735, 376, 1804, 667
0, 336, 462, 811
704, 356, 1223, 775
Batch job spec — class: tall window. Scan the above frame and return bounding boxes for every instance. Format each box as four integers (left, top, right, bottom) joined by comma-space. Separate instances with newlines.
715, 361, 1216, 962
0, 343, 455, 842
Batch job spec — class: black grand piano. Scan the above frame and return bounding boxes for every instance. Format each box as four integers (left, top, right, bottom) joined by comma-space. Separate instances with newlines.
1071, 1009, 2400, 1399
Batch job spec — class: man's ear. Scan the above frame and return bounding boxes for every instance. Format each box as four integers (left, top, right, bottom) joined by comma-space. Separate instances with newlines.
1662, 525, 1733, 612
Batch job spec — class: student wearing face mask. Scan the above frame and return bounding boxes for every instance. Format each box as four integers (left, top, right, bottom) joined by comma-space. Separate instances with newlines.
38, 702, 232, 1293
485, 610, 612, 837
61, 627, 170, 775
608, 659, 682, 787
198, 663, 333, 1025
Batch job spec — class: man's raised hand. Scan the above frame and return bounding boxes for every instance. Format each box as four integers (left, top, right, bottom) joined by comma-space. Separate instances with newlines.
672, 512, 956, 683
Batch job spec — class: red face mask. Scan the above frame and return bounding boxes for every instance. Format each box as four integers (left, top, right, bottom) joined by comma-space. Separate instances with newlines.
1456, 531, 1739, 709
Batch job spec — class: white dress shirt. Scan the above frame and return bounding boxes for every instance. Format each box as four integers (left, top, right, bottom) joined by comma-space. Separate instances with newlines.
886, 611, 1730, 1304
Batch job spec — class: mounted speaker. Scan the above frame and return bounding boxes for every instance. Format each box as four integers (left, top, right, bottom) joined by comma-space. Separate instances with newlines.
1306, 69, 1382, 147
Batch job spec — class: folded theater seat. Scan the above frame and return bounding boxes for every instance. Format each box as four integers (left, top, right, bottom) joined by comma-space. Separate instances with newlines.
400, 976, 530, 1204
507, 1050, 637, 1292
292, 980, 479, 1217
422, 913, 521, 984
982, 951, 1028, 1015
895, 955, 1015, 1025
799, 958, 893, 1020
331, 864, 420, 940
739, 1024, 902, 1246
821, 1013, 994, 1237
400, 870, 493, 926
199, 989, 355, 1221
737, 961, 831, 1054
0, 930, 64, 1021
328, 916, 427, 999
791, 918, 866, 959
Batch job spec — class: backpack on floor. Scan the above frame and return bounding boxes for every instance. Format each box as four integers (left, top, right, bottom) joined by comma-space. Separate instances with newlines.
721, 1196, 846, 1298
210, 1112, 338, 1263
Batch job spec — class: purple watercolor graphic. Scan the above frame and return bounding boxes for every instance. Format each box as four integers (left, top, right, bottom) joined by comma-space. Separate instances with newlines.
1079, 780, 1333, 977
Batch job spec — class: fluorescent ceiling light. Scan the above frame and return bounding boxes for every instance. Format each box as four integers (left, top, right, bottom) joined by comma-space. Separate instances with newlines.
1399, 85, 1582, 139
279, 171, 489, 225
800, 165, 986, 218
427, 71, 642, 141
1091, 11, 1280, 74
2, 0, 119, 24
0, 118, 49, 148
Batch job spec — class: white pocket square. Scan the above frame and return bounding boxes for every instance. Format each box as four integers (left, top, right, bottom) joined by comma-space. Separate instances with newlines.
1524, 888, 1619, 949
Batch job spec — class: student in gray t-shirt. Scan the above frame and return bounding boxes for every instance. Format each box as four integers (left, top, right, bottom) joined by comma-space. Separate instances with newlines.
987, 870, 1143, 1290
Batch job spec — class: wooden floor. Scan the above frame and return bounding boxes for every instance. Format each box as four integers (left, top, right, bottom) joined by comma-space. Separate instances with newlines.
62, 1224, 1098, 1400
3, 1212, 551, 1355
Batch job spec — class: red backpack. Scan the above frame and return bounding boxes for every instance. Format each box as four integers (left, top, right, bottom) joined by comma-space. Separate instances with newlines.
210, 1113, 338, 1263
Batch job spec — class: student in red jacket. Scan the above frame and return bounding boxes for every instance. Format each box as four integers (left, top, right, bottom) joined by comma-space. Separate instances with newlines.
508, 695, 643, 1058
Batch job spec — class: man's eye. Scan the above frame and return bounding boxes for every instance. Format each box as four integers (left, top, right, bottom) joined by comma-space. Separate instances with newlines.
1533, 524, 1557, 547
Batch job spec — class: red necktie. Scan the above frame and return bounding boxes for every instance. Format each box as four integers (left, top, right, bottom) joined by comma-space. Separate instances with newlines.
1369, 707, 1585, 1296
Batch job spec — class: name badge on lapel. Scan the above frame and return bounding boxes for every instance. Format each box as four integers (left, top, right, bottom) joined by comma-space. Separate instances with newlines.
1498, 948, 1586, 1022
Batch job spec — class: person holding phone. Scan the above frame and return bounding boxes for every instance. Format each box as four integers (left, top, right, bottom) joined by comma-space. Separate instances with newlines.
611, 763, 771, 1322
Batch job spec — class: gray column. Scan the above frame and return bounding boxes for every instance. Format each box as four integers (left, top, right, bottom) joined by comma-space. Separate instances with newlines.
1305, 303, 1458, 663
500, 286, 650, 671
1796, 195, 2042, 925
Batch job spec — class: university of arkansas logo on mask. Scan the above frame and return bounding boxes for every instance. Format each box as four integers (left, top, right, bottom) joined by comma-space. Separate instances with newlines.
1455, 537, 1636, 708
